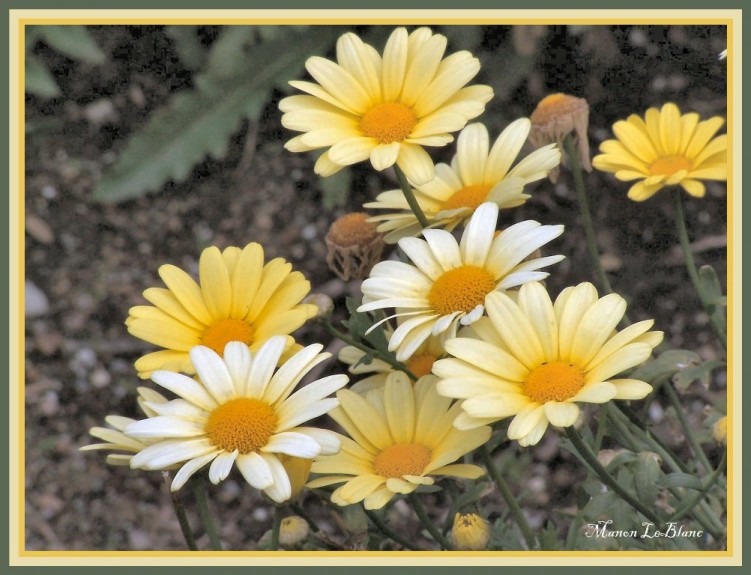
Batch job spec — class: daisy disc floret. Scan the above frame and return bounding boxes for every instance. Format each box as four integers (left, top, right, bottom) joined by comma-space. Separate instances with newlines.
592, 102, 727, 201
126, 242, 318, 378
433, 282, 663, 446
126, 338, 347, 500
366, 120, 561, 242
358, 202, 565, 361
306, 373, 489, 510
279, 27, 493, 185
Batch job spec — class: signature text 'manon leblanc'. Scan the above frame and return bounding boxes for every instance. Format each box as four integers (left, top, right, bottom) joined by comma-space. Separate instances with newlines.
585, 520, 705, 539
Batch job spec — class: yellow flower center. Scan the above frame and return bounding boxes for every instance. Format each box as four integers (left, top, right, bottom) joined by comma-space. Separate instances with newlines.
406, 352, 439, 379
205, 398, 278, 454
649, 155, 692, 176
359, 102, 417, 144
201, 319, 254, 355
523, 361, 585, 404
441, 184, 492, 212
373, 443, 432, 478
428, 265, 496, 315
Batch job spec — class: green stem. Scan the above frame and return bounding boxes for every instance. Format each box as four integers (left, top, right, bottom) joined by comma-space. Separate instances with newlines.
672, 451, 727, 522
164, 473, 198, 551
320, 319, 417, 381
662, 382, 713, 476
564, 135, 616, 298
393, 163, 430, 229
479, 445, 537, 550
408, 493, 454, 550
290, 501, 319, 533
594, 403, 609, 452
564, 426, 661, 525
364, 509, 419, 550
270, 505, 283, 550
671, 188, 727, 349
191, 475, 222, 550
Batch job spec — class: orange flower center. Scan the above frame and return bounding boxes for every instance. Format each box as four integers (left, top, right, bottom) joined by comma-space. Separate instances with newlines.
428, 265, 496, 315
649, 155, 692, 176
327, 212, 380, 247
530, 93, 583, 124
201, 319, 254, 355
441, 184, 492, 212
406, 352, 439, 379
523, 361, 585, 404
360, 102, 417, 144
373, 443, 432, 478
205, 398, 278, 454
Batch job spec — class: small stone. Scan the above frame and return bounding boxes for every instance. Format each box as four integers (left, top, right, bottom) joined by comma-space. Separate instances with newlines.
25, 280, 50, 318
26, 215, 55, 244
34, 330, 62, 356
90, 368, 111, 389
83, 99, 119, 125
39, 391, 59, 416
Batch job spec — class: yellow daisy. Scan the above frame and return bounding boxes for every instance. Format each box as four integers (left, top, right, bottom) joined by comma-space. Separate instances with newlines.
306, 373, 489, 510
279, 27, 493, 185
433, 282, 663, 446
365, 120, 561, 242
126, 242, 318, 378
126, 338, 347, 500
340, 331, 449, 394
592, 102, 727, 201
80, 387, 169, 466
358, 202, 564, 361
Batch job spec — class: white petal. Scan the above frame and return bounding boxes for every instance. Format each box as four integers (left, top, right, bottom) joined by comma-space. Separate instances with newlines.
190, 346, 235, 404
260, 453, 292, 503
543, 401, 580, 427
222, 342, 252, 397
459, 202, 498, 266
247, 335, 287, 399
236, 451, 274, 489
151, 370, 218, 412
292, 427, 342, 455
125, 416, 205, 439
261, 431, 321, 458
170, 451, 219, 491
208, 450, 238, 484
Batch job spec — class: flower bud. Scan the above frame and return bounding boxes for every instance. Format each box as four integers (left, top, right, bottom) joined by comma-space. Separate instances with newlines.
325, 212, 385, 281
279, 515, 310, 546
451, 512, 491, 550
529, 93, 591, 181
713, 415, 727, 445
302, 293, 334, 320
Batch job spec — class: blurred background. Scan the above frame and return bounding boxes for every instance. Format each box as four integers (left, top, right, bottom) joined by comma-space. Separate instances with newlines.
24, 24, 727, 550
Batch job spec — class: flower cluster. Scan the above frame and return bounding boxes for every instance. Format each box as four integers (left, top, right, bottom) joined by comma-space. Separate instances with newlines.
82, 25, 727, 552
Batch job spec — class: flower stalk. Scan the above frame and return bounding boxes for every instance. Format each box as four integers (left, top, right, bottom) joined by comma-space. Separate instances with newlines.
393, 164, 431, 229
408, 493, 454, 550
191, 474, 222, 550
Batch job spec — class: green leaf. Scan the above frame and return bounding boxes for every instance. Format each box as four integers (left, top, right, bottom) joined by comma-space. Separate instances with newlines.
341, 504, 369, 535
673, 359, 726, 391
195, 26, 257, 90
165, 25, 206, 71
629, 349, 701, 384
25, 55, 60, 98
34, 25, 106, 64
698, 265, 725, 308
93, 28, 336, 203
657, 472, 703, 490
633, 452, 662, 506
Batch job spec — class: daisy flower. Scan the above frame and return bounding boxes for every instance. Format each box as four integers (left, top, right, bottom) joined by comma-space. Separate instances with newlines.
126, 242, 318, 378
433, 282, 663, 446
126, 338, 347, 500
279, 27, 493, 185
592, 102, 727, 201
340, 330, 450, 394
306, 373, 489, 510
366, 120, 561, 242
80, 387, 169, 466
358, 202, 564, 361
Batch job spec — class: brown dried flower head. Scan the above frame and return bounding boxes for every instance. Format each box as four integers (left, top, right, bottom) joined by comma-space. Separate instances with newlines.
325, 212, 385, 281
530, 93, 591, 181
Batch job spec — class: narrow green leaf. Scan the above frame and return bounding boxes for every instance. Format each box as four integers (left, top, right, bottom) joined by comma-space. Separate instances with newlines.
657, 472, 703, 490
165, 25, 206, 71
698, 265, 724, 306
633, 452, 661, 506
195, 26, 257, 90
25, 55, 60, 98
629, 349, 701, 383
93, 28, 337, 203
673, 359, 726, 391
35, 25, 106, 64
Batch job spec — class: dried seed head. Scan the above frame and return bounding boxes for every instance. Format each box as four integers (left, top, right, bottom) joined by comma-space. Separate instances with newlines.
530, 93, 592, 181
325, 212, 385, 281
